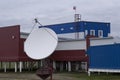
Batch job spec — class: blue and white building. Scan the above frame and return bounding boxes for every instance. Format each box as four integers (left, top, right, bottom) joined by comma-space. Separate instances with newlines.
41, 21, 110, 39
40, 21, 120, 74
39, 21, 119, 72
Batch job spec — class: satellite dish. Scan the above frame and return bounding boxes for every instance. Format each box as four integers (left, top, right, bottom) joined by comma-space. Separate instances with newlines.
24, 27, 58, 60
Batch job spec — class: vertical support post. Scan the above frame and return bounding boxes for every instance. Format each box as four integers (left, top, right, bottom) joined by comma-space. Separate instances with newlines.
9, 62, 11, 69
37, 61, 38, 68
1, 62, 2, 69
27, 61, 29, 71
53, 61, 56, 70
85, 62, 88, 72
40, 60, 43, 67
37, 61, 41, 68
4, 62, 7, 72
66, 62, 68, 71
50, 73, 52, 80
75, 62, 79, 71
15, 62, 17, 72
19, 61, 22, 72
88, 71, 91, 76
98, 72, 100, 75
60, 62, 63, 71
68, 61, 71, 72
22, 62, 25, 70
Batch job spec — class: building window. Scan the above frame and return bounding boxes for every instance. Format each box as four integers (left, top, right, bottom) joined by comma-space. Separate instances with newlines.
70, 27, 73, 30
61, 28, 64, 31
84, 30, 88, 36
90, 30, 95, 36
98, 30, 103, 37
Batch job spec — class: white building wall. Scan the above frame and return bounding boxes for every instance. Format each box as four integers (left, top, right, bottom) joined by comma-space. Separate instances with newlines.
90, 37, 114, 46
56, 40, 86, 50
90, 37, 120, 46
58, 32, 85, 39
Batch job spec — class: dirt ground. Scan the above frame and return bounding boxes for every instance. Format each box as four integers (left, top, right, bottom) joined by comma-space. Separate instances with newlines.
0, 72, 80, 80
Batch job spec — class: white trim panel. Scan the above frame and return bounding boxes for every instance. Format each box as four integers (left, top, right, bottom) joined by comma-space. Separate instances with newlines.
89, 68, 120, 73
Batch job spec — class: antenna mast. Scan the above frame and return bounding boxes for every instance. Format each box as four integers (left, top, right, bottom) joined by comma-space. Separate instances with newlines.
73, 6, 81, 39
34, 18, 43, 26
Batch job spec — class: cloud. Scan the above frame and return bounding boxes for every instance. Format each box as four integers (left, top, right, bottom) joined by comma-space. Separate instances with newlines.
0, 0, 120, 36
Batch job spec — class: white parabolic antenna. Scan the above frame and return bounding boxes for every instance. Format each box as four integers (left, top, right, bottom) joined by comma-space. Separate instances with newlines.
24, 27, 58, 60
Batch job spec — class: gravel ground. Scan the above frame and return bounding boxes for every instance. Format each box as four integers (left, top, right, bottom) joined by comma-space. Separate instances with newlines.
0, 72, 80, 80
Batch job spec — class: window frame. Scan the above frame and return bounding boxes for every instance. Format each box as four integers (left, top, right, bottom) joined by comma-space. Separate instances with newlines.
90, 30, 95, 36
98, 30, 103, 37
84, 30, 88, 36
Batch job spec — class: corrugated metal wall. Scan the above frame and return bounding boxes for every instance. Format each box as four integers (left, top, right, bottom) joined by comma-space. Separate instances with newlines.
0, 25, 20, 61
0, 25, 33, 62
87, 44, 120, 69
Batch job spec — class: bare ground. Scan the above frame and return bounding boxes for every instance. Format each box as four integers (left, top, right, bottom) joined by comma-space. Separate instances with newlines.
0, 72, 80, 80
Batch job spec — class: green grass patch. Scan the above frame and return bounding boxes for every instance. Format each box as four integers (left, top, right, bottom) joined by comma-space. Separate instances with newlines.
58, 72, 120, 80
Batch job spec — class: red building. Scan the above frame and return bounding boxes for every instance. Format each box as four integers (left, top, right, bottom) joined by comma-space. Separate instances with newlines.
0, 25, 88, 72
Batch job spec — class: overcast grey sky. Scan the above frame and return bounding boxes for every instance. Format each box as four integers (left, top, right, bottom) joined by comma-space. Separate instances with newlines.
0, 0, 120, 36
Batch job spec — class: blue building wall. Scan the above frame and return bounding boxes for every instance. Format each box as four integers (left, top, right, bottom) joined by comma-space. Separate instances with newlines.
80, 21, 110, 37
87, 44, 120, 69
40, 21, 110, 38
